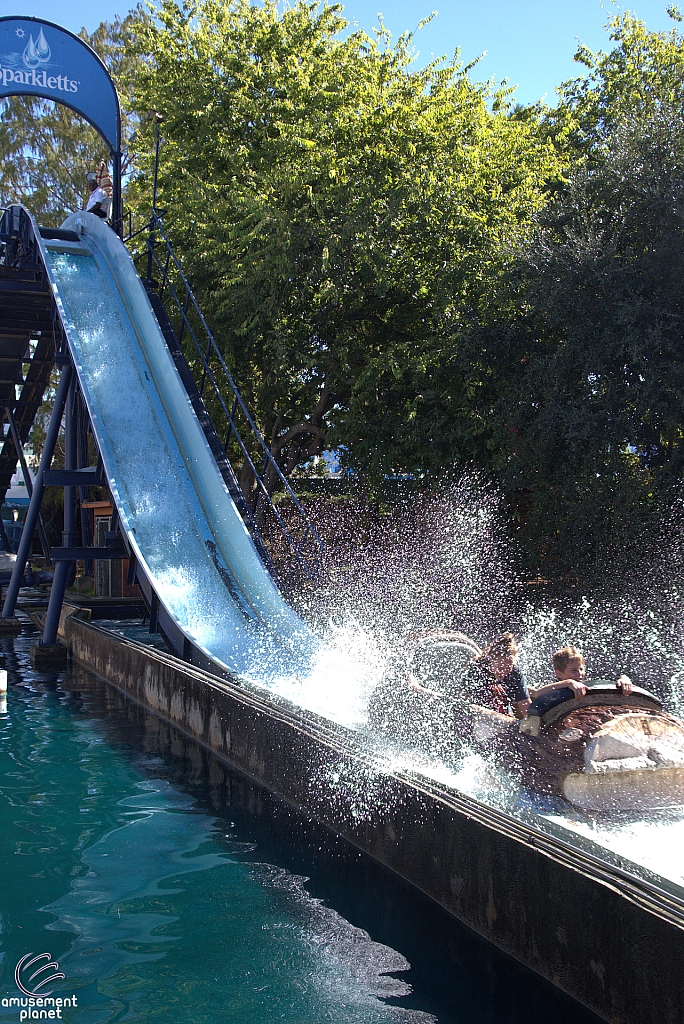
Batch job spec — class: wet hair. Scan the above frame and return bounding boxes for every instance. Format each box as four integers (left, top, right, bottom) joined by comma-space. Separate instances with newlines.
552, 645, 585, 674
478, 632, 518, 665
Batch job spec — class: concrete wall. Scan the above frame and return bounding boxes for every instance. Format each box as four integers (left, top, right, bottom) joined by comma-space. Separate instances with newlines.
63, 612, 684, 1024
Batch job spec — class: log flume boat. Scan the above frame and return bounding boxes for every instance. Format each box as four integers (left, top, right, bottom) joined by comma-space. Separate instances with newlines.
368, 637, 684, 812
501, 685, 684, 812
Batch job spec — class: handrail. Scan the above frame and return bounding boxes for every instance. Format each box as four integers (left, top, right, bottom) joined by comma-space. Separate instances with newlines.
0, 205, 42, 272
129, 211, 324, 582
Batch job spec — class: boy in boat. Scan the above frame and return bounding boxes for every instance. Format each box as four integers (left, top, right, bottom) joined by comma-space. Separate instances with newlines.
520, 645, 633, 734
544, 645, 632, 697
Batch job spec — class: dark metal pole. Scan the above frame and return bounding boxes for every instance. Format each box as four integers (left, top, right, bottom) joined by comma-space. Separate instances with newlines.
2, 363, 73, 618
5, 405, 52, 564
41, 375, 78, 647
76, 391, 94, 578
146, 113, 163, 281
0, 516, 11, 554
112, 148, 123, 239
152, 119, 161, 211
146, 224, 154, 283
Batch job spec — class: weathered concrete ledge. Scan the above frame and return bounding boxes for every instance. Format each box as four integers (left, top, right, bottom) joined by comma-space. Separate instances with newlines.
62, 611, 684, 1024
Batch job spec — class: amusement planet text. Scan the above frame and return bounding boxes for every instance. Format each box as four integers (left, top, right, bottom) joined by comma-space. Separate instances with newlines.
1, 996, 78, 1021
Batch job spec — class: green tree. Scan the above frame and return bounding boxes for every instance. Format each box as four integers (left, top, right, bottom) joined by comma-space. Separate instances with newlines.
558, 7, 684, 152
490, 9, 684, 575
132, 0, 559, 489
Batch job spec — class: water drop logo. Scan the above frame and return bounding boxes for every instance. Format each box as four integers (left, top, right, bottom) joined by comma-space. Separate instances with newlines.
14, 953, 64, 997
22, 29, 50, 70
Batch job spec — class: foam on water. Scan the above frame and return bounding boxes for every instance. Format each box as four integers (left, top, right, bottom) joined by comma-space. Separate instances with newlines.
255, 619, 390, 725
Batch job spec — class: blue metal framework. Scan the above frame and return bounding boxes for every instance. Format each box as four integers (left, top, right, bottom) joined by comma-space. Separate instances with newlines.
0, 17, 123, 235
0, 204, 62, 571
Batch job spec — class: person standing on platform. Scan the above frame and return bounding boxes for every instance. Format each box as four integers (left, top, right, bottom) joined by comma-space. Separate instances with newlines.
84, 160, 112, 220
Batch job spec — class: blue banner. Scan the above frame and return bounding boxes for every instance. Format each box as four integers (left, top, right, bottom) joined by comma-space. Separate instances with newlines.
0, 17, 120, 152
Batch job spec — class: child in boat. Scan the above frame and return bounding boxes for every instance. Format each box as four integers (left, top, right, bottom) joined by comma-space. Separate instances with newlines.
404, 631, 530, 717
521, 646, 633, 733
539, 646, 633, 698
459, 633, 531, 718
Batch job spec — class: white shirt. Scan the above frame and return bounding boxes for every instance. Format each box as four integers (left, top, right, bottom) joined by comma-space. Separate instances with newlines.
86, 186, 111, 215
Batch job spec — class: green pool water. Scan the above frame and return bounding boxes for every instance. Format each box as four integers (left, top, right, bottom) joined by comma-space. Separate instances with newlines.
0, 634, 603, 1023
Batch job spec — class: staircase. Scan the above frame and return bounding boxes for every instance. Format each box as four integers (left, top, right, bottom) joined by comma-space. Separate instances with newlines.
0, 209, 60, 516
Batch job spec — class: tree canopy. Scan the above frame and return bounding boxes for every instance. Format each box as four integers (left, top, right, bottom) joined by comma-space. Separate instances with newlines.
487, 10, 684, 574
3, 2, 684, 579
132, 0, 560, 481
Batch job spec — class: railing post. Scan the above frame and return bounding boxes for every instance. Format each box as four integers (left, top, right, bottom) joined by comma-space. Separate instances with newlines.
146, 216, 156, 284
112, 149, 123, 239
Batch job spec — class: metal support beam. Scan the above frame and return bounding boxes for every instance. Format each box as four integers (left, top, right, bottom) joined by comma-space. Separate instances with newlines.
50, 547, 127, 560
43, 468, 103, 487
149, 591, 159, 634
2, 362, 73, 618
126, 549, 137, 585
5, 404, 52, 564
112, 149, 123, 239
106, 501, 121, 548
77, 393, 96, 577
42, 375, 78, 646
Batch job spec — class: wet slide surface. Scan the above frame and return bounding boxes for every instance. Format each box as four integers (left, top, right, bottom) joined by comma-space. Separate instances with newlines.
40, 212, 313, 680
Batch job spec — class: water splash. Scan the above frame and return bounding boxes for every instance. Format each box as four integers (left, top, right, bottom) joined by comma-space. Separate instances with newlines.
309, 476, 516, 644
261, 474, 684, 892
265, 477, 517, 725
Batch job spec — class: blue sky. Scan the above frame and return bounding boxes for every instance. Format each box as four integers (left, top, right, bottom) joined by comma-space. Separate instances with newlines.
13, 0, 680, 104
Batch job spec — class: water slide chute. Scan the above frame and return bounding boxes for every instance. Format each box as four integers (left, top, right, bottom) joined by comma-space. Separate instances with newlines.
5, 207, 317, 680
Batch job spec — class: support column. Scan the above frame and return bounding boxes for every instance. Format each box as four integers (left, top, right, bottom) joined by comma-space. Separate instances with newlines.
76, 391, 94, 579
40, 374, 78, 649
2, 362, 72, 620
0, 516, 11, 555
112, 148, 123, 238
5, 405, 51, 563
